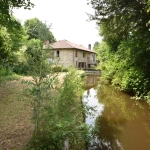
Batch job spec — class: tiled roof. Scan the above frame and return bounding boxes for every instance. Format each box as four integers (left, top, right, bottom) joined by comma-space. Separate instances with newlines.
50, 40, 96, 53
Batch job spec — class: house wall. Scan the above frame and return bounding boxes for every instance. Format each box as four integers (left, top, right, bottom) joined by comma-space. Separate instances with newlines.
52, 49, 96, 68
55, 49, 74, 68
73, 49, 96, 68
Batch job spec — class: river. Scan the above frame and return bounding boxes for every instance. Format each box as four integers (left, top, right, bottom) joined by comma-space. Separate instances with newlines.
83, 75, 150, 150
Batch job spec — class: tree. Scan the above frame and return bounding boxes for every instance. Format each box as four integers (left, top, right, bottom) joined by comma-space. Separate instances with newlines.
0, 25, 27, 63
0, 0, 34, 28
0, 16, 28, 76
24, 43, 90, 149
0, 1, 33, 75
89, 0, 150, 98
88, 0, 150, 51
93, 41, 99, 50
24, 18, 56, 43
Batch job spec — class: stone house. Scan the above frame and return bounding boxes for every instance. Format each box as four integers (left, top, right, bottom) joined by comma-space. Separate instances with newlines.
44, 40, 97, 69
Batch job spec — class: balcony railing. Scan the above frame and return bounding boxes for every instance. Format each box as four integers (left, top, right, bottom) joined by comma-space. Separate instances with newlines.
88, 60, 97, 65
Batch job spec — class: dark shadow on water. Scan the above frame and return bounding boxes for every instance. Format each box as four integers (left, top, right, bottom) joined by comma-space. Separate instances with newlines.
90, 116, 126, 150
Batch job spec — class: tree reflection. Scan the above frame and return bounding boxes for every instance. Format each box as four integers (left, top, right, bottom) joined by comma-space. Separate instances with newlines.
84, 76, 150, 150
97, 84, 141, 121
84, 75, 100, 90
90, 115, 126, 150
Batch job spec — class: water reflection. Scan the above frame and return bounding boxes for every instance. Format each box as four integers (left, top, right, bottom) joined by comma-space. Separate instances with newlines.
94, 116, 125, 150
84, 76, 150, 150
83, 88, 104, 126
84, 75, 99, 90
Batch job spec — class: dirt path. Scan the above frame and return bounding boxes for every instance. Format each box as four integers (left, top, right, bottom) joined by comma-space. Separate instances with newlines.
21, 72, 66, 83
0, 73, 66, 150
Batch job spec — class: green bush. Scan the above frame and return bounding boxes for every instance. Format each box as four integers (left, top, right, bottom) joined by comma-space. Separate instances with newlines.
52, 65, 63, 72
0, 65, 13, 76
0, 74, 20, 82
62, 67, 68, 72
121, 68, 149, 96
13, 62, 29, 75
24, 67, 90, 150
23, 41, 91, 149
0, 66, 7, 76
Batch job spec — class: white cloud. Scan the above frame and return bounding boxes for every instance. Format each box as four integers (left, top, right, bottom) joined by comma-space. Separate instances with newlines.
13, 0, 102, 48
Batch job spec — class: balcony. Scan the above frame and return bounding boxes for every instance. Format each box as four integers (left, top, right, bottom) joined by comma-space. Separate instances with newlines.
88, 60, 97, 65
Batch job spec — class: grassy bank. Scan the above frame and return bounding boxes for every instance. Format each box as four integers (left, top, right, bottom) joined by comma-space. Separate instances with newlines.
0, 70, 89, 150
0, 74, 21, 82
0, 78, 33, 150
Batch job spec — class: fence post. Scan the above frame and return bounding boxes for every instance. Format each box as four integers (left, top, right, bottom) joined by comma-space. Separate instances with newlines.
62, 137, 69, 150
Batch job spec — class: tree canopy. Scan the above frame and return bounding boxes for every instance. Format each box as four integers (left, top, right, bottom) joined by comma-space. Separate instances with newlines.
89, 0, 150, 51
0, 0, 34, 75
24, 18, 56, 43
0, 0, 34, 28
91, 0, 150, 98
0, 18, 27, 66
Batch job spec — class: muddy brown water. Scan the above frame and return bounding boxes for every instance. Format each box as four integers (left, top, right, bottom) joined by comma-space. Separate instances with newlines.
83, 75, 150, 150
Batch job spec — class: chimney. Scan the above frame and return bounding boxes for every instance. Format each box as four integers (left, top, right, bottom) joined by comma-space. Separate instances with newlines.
88, 44, 91, 50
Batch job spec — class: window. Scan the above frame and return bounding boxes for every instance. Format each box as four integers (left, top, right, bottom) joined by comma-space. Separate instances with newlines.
75, 50, 78, 57
56, 50, 59, 57
83, 52, 85, 57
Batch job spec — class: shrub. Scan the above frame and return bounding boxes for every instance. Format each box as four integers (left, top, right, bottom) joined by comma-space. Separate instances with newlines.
24, 66, 90, 149
0, 65, 7, 76
62, 67, 68, 72
0, 74, 20, 82
0, 65, 14, 76
52, 65, 63, 72
23, 40, 91, 149
13, 62, 29, 75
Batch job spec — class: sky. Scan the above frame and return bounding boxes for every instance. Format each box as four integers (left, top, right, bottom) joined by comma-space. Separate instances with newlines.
13, 0, 102, 49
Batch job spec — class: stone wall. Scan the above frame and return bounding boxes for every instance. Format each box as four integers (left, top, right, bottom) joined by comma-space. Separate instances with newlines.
74, 50, 96, 68
56, 49, 74, 68
53, 49, 96, 68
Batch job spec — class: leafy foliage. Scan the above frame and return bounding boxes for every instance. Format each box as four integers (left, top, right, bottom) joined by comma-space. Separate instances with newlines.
0, 17, 28, 76
0, 27, 12, 64
23, 41, 90, 149
90, 0, 150, 98
0, 1, 32, 77
0, 0, 34, 28
24, 18, 56, 43
96, 38, 150, 97
51, 65, 62, 72
36, 67, 88, 150
89, 0, 150, 51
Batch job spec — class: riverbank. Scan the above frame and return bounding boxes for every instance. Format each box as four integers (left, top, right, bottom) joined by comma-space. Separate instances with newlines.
0, 79, 33, 150
0, 71, 87, 150
0, 73, 66, 150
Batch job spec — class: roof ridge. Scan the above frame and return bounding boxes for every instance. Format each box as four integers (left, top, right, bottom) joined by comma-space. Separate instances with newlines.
64, 40, 75, 48
50, 39, 96, 53
64, 40, 87, 49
